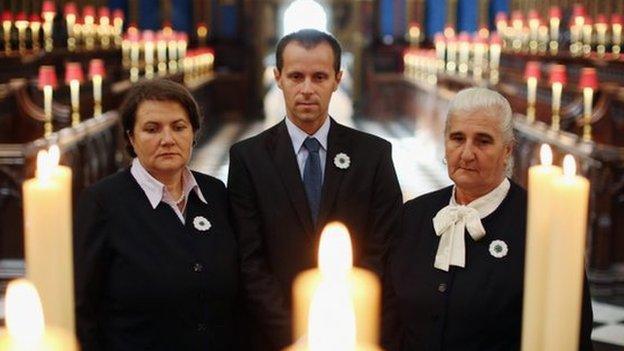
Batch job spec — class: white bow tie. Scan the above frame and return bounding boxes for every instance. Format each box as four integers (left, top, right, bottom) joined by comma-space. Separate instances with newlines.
432, 205, 486, 272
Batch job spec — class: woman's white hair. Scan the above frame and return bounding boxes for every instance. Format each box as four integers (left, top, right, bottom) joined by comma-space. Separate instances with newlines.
445, 87, 516, 176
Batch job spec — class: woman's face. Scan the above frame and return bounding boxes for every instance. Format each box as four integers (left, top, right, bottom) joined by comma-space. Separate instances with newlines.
129, 100, 194, 178
445, 110, 511, 197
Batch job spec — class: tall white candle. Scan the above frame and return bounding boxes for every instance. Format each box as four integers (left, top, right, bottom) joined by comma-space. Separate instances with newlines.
543, 155, 590, 351
22, 146, 74, 333
521, 144, 562, 351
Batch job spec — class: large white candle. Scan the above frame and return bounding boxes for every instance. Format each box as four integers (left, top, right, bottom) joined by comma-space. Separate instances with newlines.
521, 144, 562, 351
288, 222, 381, 351
543, 155, 590, 351
22, 146, 74, 333
0, 279, 77, 351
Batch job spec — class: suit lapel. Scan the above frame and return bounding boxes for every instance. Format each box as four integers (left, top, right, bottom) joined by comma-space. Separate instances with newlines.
316, 119, 350, 232
267, 121, 315, 235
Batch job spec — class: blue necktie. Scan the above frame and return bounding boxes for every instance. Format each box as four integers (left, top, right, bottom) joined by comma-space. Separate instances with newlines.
303, 137, 322, 223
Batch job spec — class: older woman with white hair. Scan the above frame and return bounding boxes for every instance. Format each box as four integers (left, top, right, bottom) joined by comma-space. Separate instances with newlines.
382, 87, 594, 351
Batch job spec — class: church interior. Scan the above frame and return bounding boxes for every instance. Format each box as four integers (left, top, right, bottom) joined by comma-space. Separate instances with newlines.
0, 0, 624, 349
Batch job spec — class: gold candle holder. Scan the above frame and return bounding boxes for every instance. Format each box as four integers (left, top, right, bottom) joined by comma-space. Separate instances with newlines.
29, 15, 41, 51
527, 77, 538, 122
595, 16, 608, 58
473, 39, 486, 82
41, 4, 55, 52
65, 62, 84, 127
121, 35, 130, 68
2, 14, 12, 54
538, 24, 549, 54
157, 33, 168, 76
113, 10, 124, 48
582, 87, 593, 141
511, 11, 524, 52
548, 65, 566, 131
130, 39, 140, 82
38, 65, 57, 136
581, 21, 593, 56
613, 19, 622, 58
446, 38, 457, 73
15, 13, 29, 53
489, 35, 502, 85
92, 75, 102, 116
549, 7, 561, 55
177, 33, 188, 71
551, 82, 562, 131
457, 33, 470, 77
524, 61, 541, 123
64, 3, 77, 51
579, 68, 598, 142
89, 59, 106, 117
570, 8, 585, 57
528, 11, 540, 55
69, 80, 81, 126
43, 85, 53, 136
143, 32, 155, 79
98, 8, 111, 49
83, 6, 96, 50
168, 37, 178, 73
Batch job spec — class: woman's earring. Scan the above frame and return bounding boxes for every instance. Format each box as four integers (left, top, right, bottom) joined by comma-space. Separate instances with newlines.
443, 157, 447, 165
192, 140, 198, 148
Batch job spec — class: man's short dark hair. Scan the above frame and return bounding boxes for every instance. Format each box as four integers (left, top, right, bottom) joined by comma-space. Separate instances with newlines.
119, 79, 201, 157
275, 29, 342, 73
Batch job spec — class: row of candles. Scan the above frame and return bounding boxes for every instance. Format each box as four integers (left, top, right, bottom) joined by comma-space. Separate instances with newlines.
0, 142, 591, 350
37, 60, 106, 136
524, 61, 599, 141
403, 31, 503, 85
121, 29, 189, 82
495, 5, 622, 58
1, 1, 124, 53
120, 28, 214, 84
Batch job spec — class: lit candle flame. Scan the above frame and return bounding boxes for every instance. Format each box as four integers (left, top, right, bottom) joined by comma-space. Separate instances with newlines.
5, 279, 45, 343
36, 150, 52, 181
36, 146, 60, 181
318, 222, 352, 279
48, 145, 60, 167
563, 155, 576, 177
540, 144, 553, 166
309, 221, 356, 351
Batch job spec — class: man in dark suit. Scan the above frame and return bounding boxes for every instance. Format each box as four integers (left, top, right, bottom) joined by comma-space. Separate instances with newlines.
227, 29, 402, 350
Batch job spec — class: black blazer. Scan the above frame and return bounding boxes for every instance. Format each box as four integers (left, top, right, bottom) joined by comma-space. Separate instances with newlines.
382, 181, 594, 351
74, 169, 239, 351
227, 119, 403, 350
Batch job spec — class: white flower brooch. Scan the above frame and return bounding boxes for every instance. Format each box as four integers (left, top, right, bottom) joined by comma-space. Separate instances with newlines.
333, 153, 351, 170
489, 240, 508, 258
193, 216, 212, 232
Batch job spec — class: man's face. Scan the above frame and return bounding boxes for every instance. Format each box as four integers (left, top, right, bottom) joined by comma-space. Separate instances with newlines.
274, 41, 342, 134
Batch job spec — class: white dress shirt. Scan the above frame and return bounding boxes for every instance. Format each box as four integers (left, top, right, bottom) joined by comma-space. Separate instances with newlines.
130, 158, 207, 224
284, 116, 330, 180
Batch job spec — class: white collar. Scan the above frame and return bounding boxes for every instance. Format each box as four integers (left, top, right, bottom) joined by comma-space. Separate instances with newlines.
432, 178, 511, 271
284, 115, 330, 154
450, 178, 511, 218
130, 158, 207, 209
